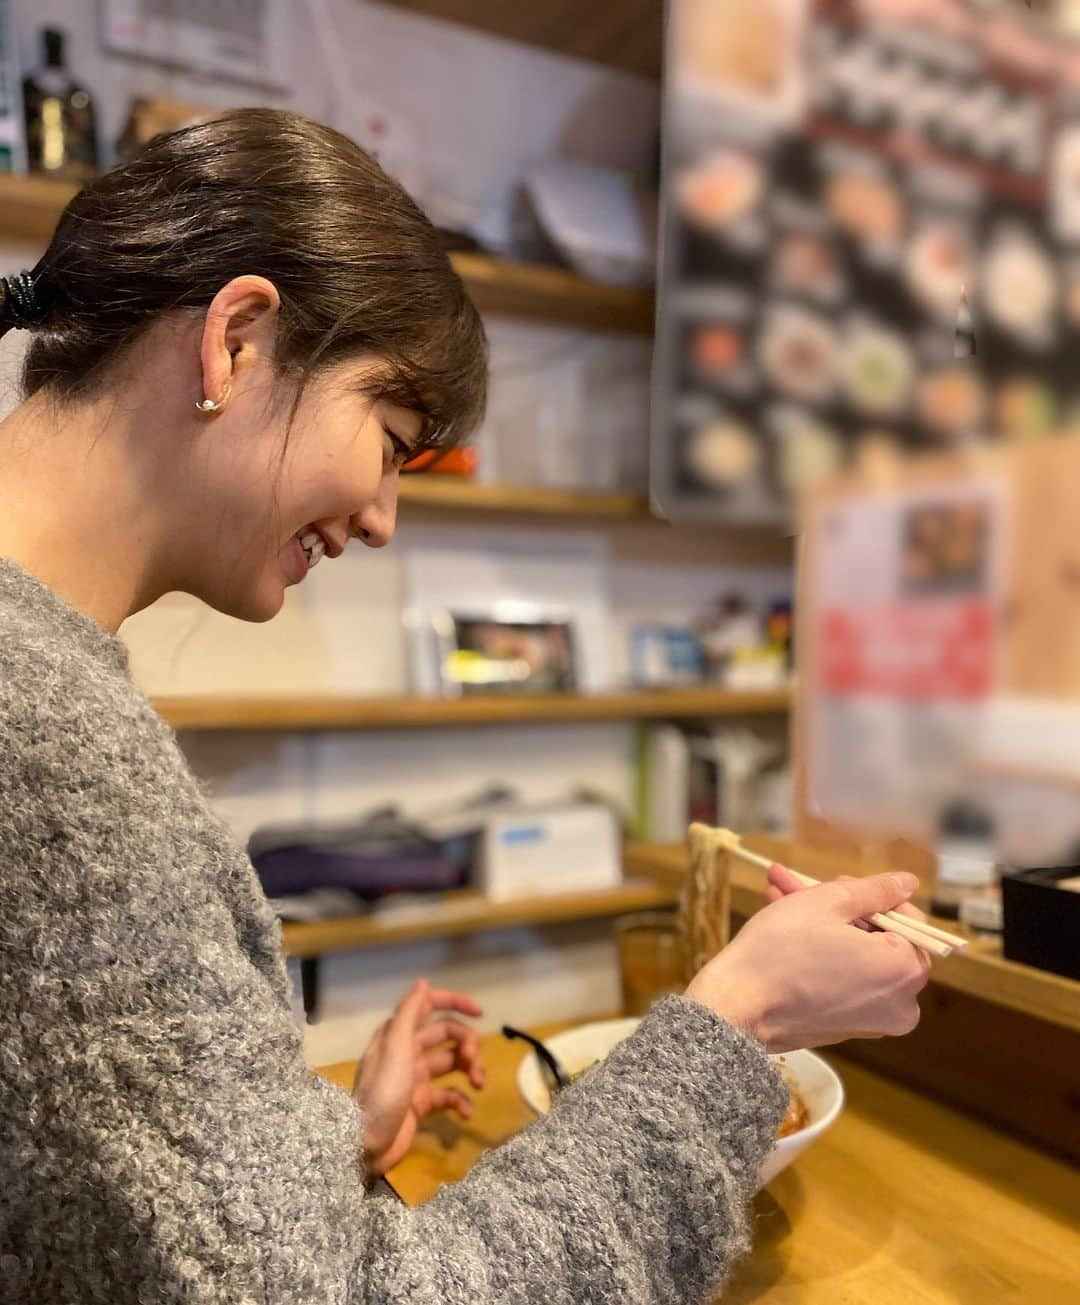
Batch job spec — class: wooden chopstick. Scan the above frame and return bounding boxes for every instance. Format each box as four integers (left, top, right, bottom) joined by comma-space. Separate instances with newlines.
716, 833, 968, 958
776, 863, 966, 954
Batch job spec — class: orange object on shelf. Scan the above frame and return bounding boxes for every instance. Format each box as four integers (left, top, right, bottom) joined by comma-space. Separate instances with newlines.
402, 446, 478, 476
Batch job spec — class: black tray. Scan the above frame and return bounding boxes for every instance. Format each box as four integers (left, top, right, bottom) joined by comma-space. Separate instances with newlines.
1001, 866, 1080, 981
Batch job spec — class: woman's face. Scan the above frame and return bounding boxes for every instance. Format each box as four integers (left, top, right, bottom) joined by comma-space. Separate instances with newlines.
182, 357, 422, 623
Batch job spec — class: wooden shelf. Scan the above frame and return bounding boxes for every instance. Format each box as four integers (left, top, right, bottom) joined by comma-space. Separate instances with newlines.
155, 687, 791, 732
282, 878, 676, 958
625, 838, 1080, 1034
449, 252, 654, 334
0, 175, 654, 334
0, 172, 78, 241
401, 480, 797, 558
383, 0, 663, 80
397, 480, 797, 533
399, 478, 651, 519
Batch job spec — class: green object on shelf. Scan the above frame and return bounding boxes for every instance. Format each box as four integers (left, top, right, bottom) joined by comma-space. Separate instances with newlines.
633, 721, 651, 843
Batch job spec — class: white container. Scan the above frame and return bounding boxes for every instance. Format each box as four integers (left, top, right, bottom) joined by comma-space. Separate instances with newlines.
516, 1017, 844, 1190
523, 160, 657, 288
480, 802, 622, 901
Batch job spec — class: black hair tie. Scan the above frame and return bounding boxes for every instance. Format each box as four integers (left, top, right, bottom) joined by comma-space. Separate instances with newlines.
0, 270, 47, 328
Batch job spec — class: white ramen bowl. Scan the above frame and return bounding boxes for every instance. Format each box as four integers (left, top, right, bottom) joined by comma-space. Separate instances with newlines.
516, 1018, 844, 1190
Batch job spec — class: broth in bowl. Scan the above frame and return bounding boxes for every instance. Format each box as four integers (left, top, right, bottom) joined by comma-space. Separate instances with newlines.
775, 1065, 810, 1139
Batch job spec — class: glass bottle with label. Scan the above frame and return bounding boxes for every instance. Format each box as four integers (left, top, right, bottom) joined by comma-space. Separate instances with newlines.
22, 27, 98, 182
933, 797, 1001, 928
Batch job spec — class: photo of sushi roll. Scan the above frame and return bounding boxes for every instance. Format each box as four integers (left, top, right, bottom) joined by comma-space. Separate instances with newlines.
676, 149, 764, 234
772, 231, 843, 301
841, 320, 914, 417
683, 416, 761, 490
758, 305, 839, 404
690, 324, 743, 380
983, 226, 1056, 347
770, 406, 845, 496
824, 170, 905, 252
905, 221, 975, 324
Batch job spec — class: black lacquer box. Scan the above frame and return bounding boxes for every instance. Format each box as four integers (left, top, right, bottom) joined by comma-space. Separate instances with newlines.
1001, 867, 1080, 981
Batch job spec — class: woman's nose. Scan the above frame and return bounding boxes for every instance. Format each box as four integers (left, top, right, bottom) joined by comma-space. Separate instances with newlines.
353, 479, 398, 549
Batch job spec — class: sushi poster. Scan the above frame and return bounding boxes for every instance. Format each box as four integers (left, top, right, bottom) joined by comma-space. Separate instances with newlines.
652, 0, 1080, 523
802, 477, 1005, 839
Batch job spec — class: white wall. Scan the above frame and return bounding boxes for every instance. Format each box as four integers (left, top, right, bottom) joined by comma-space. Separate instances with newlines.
179, 720, 639, 847
3, 1, 792, 1067
12, 1, 660, 250
292, 922, 624, 1068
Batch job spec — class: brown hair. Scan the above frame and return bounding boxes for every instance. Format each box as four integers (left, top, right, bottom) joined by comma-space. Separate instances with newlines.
0, 108, 487, 450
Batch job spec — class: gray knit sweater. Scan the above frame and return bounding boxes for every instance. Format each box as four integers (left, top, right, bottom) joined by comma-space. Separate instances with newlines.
0, 556, 787, 1304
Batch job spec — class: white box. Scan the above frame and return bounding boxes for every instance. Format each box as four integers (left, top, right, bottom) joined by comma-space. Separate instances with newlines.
479, 802, 622, 901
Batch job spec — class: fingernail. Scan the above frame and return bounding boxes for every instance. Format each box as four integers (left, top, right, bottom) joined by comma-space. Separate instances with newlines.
893, 872, 919, 896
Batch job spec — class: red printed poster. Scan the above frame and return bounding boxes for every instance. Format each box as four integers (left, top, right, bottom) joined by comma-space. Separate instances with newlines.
806, 481, 1003, 838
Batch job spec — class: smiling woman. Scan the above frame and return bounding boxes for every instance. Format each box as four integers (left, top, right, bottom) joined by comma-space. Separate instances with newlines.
0, 107, 931, 1305
0, 108, 487, 627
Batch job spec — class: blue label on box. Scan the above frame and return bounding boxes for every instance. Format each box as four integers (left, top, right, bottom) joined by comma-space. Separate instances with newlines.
500, 825, 546, 846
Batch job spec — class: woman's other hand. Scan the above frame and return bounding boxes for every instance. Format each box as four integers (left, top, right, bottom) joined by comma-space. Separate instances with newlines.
352, 978, 486, 1178
685, 869, 932, 1053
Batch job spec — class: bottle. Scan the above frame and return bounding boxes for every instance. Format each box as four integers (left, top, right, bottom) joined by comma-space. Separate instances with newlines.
933, 798, 999, 923
22, 27, 98, 181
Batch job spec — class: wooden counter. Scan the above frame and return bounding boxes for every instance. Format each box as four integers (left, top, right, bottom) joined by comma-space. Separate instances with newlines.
316, 1021, 1080, 1303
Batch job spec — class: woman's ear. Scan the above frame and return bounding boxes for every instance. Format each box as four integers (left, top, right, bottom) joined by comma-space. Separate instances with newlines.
198, 275, 281, 408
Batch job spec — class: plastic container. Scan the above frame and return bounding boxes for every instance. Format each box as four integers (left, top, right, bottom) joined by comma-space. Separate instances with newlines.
522, 160, 656, 288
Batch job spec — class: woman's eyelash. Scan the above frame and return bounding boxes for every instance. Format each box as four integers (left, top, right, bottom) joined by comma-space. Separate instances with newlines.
384, 429, 411, 464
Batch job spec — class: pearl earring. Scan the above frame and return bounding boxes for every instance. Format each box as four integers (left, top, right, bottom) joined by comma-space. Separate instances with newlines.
196, 383, 232, 413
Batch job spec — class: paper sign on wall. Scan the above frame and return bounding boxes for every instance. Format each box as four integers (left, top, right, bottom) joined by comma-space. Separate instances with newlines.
806, 481, 1003, 838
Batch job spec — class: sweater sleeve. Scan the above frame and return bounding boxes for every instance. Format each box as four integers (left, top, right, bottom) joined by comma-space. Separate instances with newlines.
368, 997, 788, 1304
0, 668, 787, 1305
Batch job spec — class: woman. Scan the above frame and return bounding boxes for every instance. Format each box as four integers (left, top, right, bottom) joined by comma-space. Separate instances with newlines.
0, 109, 929, 1302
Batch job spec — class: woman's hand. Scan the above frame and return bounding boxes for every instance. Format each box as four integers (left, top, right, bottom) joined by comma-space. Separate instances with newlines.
685, 867, 932, 1053
763, 863, 929, 926
352, 978, 486, 1179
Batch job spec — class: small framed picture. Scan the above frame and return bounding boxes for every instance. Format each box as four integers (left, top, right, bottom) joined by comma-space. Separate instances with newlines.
901, 498, 989, 596
629, 624, 704, 687
434, 610, 578, 696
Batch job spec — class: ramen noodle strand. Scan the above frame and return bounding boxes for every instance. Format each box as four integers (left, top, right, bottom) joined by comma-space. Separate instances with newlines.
679, 823, 733, 980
